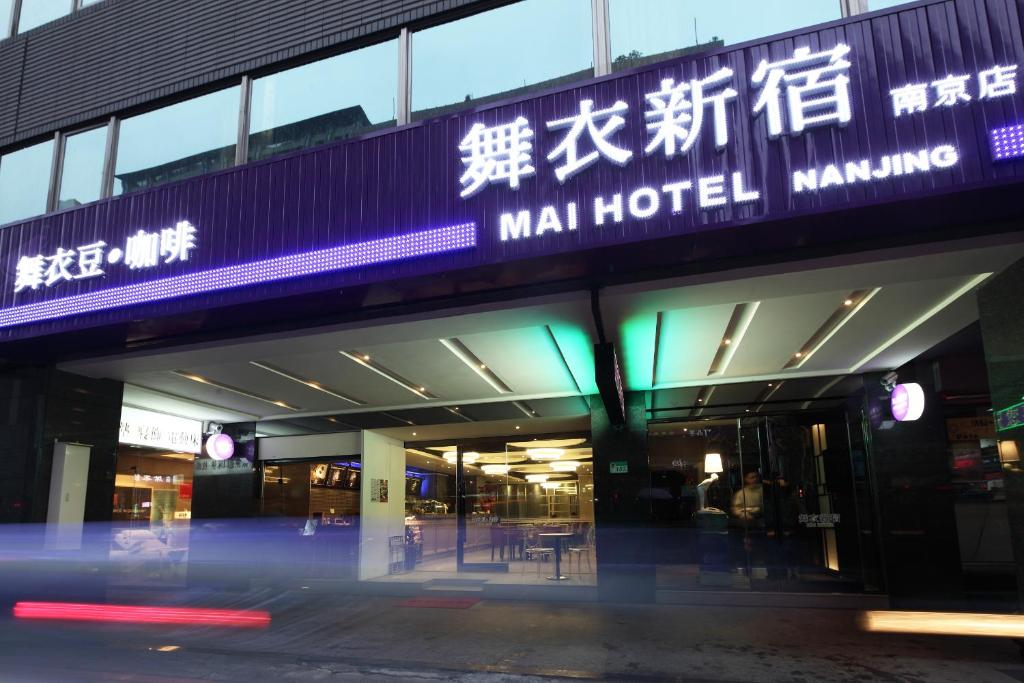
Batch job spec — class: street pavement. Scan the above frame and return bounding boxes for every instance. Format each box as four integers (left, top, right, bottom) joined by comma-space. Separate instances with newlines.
1, 591, 1023, 682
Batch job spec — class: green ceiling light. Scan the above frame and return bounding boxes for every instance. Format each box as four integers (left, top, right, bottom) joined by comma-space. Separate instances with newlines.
546, 323, 598, 395
618, 313, 658, 392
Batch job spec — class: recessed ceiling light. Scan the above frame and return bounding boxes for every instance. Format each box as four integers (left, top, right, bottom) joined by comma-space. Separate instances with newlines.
795, 352, 803, 358
767, 383, 773, 387
171, 371, 299, 411
250, 361, 364, 405
340, 351, 435, 399
844, 299, 854, 306
515, 425, 521, 430
723, 339, 731, 345
412, 432, 417, 436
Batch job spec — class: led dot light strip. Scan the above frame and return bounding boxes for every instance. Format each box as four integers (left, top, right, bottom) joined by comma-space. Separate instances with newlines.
0, 222, 477, 329
990, 123, 1024, 160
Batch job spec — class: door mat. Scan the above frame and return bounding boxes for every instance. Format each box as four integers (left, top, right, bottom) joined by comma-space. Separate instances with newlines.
397, 597, 480, 609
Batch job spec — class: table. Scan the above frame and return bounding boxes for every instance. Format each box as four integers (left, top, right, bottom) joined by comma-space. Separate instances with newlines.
538, 532, 574, 581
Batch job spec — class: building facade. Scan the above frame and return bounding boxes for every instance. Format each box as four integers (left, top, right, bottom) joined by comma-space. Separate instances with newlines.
1, 0, 1023, 607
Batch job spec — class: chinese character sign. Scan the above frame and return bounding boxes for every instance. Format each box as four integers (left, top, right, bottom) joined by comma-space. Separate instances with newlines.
13, 220, 198, 294
455, 42, 1020, 244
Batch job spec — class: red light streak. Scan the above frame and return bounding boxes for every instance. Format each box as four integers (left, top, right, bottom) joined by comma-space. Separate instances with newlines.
13, 601, 270, 628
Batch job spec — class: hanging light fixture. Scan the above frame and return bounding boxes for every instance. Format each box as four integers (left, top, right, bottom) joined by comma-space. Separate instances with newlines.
525, 474, 550, 483
443, 451, 479, 464
481, 464, 510, 475
527, 447, 564, 460
550, 461, 580, 472
541, 481, 561, 490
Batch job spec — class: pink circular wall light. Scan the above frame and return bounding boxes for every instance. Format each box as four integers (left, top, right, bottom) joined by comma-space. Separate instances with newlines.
206, 433, 235, 460
890, 383, 925, 422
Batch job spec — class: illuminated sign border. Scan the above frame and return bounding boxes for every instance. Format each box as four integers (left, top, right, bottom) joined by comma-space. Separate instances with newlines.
0, 223, 477, 329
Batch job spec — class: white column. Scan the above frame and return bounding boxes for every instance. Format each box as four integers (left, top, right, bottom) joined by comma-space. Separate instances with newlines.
45, 442, 91, 550
359, 430, 407, 580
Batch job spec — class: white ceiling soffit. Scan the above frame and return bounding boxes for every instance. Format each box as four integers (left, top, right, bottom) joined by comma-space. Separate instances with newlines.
121, 384, 257, 424
59, 236, 1024, 422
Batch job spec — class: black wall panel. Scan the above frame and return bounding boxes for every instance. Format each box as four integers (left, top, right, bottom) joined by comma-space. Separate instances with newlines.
0, 0, 498, 149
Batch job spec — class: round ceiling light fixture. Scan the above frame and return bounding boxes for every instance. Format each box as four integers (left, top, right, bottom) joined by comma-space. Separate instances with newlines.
481, 464, 510, 475
550, 460, 580, 472
205, 433, 235, 461
541, 481, 561, 490
443, 451, 480, 464
525, 474, 550, 483
527, 447, 564, 460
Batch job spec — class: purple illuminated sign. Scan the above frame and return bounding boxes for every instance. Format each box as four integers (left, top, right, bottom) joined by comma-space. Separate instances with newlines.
1, 0, 1022, 341
990, 123, 1024, 161
0, 223, 476, 329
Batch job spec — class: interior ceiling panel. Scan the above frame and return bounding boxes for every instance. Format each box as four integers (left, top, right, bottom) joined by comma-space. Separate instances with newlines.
181, 362, 343, 413
797, 274, 981, 373
655, 304, 736, 385
650, 386, 703, 411
264, 350, 419, 407
456, 326, 578, 396
349, 339, 495, 401
858, 288, 982, 373
702, 382, 766, 408
724, 291, 850, 378
132, 371, 287, 417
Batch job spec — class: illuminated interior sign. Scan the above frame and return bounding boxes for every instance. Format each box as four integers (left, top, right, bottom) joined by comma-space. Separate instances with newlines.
890, 383, 925, 422
119, 406, 202, 454
0, 223, 476, 329
997, 401, 1024, 431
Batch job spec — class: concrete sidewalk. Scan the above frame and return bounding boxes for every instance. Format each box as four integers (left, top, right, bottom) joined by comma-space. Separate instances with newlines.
2, 593, 1024, 682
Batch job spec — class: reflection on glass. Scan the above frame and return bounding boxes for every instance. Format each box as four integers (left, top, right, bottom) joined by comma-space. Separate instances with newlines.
0, 138, 53, 226
867, 0, 917, 9
58, 125, 106, 209
0, 0, 14, 38
248, 40, 398, 162
17, 0, 71, 33
110, 446, 195, 586
608, 0, 842, 71
113, 87, 239, 195
411, 0, 593, 120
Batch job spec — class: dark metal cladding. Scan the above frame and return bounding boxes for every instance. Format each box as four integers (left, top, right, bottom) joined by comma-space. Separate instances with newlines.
0, 0, 1023, 345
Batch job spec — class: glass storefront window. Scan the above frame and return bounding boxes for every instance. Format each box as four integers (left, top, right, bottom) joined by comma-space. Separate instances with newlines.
110, 445, 195, 586
649, 413, 870, 593
58, 125, 106, 209
394, 436, 595, 586
411, 0, 593, 120
113, 86, 239, 196
17, 0, 71, 33
0, 138, 53, 226
608, 0, 842, 71
248, 41, 398, 162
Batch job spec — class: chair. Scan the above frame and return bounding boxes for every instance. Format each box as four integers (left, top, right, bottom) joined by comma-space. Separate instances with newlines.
567, 524, 595, 574
489, 525, 507, 561
523, 531, 554, 575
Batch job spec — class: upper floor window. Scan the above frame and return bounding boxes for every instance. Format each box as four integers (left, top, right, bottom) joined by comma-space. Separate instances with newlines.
248, 39, 398, 163
58, 125, 106, 209
0, 138, 54, 226
18, 0, 73, 34
608, 0, 842, 71
0, 0, 14, 39
411, 0, 593, 121
113, 87, 239, 195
